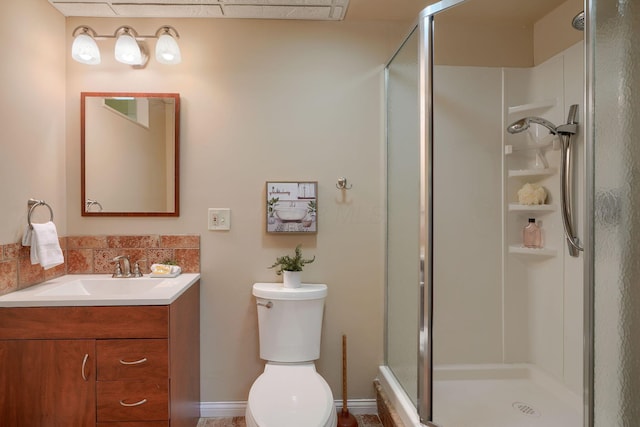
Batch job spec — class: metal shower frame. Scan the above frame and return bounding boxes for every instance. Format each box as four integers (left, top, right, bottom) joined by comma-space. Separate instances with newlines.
385, 0, 594, 425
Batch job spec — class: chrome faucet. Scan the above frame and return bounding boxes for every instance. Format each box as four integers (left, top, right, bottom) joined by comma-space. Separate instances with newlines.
112, 255, 145, 278
112, 255, 131, 277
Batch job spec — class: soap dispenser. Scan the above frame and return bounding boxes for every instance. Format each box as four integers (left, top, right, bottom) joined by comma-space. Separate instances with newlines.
523, 218, 542, 248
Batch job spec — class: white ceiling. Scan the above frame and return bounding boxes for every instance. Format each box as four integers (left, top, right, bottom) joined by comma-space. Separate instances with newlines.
48, 0, 568, 23
49, 0, 351, 20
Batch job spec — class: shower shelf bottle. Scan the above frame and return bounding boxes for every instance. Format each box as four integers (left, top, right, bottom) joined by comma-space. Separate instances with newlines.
523, 218, 542, 248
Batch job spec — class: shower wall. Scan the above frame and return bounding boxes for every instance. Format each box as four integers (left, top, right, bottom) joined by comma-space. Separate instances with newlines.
504, 41, 584, 396
432, 41, 584, 396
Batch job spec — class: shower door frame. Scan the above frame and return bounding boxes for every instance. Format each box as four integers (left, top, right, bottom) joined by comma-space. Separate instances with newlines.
417, 2, 467, 424
384, 0, 467, 425
386, 0, 595, 426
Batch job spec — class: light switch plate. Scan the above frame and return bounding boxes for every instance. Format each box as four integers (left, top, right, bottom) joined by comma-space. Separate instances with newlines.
208, 208, 231, 230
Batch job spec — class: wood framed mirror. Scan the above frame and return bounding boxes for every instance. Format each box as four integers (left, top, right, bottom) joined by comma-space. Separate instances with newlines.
81, 92, 180, 216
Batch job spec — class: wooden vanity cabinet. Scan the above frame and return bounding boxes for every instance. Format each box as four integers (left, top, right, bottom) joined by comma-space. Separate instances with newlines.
0, 280, 200, 427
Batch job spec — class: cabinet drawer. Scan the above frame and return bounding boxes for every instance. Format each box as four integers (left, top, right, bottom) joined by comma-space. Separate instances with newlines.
97, 422, 169, 427
97, 380, 169, 422
98, 339, 168, 381
0, 306, 168, 339
96, 420, 169, 427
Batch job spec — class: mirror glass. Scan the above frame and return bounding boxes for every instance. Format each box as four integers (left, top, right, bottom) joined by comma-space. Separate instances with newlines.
81, 92, 180, 216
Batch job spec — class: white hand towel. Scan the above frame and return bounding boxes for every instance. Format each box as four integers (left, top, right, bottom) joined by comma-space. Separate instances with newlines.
30, 221, 64, 270
21, 226, 32, 246
22, 226, 39, 265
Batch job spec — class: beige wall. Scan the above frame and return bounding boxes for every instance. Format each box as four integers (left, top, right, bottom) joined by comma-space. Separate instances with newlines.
435, 19, 534, 67
0, 0, 585, 407
534, 0, 583, 65
0, 0, 407, 404
63, 17, 407, 401
0, 0, 66, 242
434, 0, 583, 67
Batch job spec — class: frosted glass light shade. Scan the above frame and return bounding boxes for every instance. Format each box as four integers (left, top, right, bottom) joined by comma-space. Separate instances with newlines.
72, 33, 101, 65
115, 33, 142, 65
155, 33, 181, 64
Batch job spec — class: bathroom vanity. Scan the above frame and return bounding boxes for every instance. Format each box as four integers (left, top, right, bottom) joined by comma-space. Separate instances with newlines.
0, 274, 200, 427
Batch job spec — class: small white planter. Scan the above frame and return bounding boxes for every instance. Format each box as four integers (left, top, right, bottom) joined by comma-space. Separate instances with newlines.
282, 271, 301, 288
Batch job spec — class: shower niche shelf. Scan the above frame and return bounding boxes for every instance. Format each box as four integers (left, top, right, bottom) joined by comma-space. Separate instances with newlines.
508, 167, 556, 178
508, 203, 556, 213
508, 245, 557, 257
508, 98, 558, 115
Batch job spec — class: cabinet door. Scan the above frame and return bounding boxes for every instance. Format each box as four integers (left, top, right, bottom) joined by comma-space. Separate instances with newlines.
0, 339, 96, 427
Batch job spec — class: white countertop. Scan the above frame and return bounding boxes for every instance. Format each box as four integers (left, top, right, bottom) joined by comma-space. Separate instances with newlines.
0, 273, 200, 307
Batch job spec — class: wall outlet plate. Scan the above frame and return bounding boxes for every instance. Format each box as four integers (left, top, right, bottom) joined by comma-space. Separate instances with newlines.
208, 208, 231, 231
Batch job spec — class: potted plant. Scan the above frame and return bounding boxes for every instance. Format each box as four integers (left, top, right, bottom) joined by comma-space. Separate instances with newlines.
269, 244, 315, 288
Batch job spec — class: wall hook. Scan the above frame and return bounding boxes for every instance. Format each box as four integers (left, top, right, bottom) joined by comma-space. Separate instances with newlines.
336, 177, 353, 190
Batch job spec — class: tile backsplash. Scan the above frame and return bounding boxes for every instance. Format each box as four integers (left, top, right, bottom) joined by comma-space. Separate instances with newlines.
0, 234, 200, 297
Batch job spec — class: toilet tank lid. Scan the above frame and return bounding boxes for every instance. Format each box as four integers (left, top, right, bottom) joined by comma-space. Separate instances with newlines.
253, 283, 327, 300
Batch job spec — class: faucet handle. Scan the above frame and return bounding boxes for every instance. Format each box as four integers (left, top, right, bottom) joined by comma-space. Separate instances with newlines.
112, 262, 123, 278
132, 259, 146, 278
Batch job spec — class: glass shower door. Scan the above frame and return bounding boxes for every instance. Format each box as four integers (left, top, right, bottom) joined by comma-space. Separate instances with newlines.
385, 26, 420, 407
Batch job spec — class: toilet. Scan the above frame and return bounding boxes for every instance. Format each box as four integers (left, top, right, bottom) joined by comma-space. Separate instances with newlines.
246, 282, 337, 427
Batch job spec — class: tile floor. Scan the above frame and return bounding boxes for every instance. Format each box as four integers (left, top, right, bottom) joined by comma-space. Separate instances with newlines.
198, 414, 383, 426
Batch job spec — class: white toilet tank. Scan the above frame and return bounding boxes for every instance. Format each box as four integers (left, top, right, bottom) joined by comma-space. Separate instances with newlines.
252, 283, 327, 363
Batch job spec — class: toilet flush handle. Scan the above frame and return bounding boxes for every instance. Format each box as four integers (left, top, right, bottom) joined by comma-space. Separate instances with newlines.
257, 301, 273, 309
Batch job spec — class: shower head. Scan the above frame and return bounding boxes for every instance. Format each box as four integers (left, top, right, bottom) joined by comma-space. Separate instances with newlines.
572, 11, 585, 31
507, 117, 558, 135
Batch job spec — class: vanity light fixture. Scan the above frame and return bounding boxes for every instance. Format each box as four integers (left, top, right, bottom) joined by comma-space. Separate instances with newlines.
71, 25, 181, 68
71, 27, 101, 64
155, 26, 182, 64
114, 26, 145, 65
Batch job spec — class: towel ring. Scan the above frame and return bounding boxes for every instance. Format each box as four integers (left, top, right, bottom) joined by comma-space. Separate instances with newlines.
27, 198, 54, 229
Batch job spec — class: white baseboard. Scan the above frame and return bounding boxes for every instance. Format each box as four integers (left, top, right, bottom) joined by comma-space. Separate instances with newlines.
200, 399, 377, 418
200, 401, 247, 417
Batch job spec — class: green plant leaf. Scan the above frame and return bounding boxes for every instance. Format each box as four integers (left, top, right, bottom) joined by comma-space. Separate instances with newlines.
268, 244, 315, 274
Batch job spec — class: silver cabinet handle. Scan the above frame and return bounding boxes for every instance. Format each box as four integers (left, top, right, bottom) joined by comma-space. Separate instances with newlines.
120, 398, 147, 407
257, 301, 273, 309
81, 353, 89, 381
119, 357, 148, 365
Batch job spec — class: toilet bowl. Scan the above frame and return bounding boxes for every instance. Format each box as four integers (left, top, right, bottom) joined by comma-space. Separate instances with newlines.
246, 282, 336, 427
245, 363, 337, 427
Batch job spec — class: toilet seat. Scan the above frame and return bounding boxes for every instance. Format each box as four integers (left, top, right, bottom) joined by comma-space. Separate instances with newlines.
246, 363, 337, 427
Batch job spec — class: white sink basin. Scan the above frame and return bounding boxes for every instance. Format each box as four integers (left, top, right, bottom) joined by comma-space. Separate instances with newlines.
0, 274, 200, 307
36, 278, 164, 297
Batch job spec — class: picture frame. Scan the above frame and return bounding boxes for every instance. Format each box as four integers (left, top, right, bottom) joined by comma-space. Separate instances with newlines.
266, 181, 317, 234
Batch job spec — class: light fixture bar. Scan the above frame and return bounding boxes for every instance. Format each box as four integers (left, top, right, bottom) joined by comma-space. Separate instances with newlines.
71, 25, 181, 67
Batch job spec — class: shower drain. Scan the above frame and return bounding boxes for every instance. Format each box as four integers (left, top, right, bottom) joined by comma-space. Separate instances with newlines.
512, 401, 541, 417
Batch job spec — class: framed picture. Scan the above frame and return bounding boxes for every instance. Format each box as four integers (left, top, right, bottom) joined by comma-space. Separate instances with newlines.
266, 181, 317, 234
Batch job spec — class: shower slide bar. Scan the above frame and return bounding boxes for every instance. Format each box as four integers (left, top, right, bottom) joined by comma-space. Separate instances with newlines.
507, 104, 583, 257
558, 105, 583, 256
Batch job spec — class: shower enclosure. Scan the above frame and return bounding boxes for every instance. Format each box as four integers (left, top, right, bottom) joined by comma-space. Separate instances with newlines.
383, 0, 591, 426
